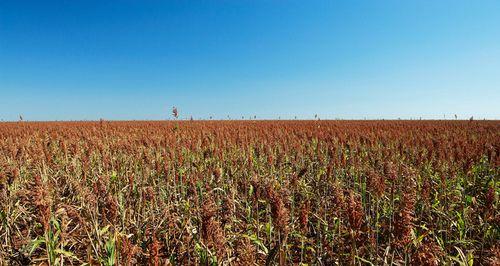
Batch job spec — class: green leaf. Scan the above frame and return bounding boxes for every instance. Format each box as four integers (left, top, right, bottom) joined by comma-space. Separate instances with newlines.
242, 234, 268, 255
110, 171, 118, 182
55, 248, 76, 258
99, 225, 111, 236
29, 238, 46, 255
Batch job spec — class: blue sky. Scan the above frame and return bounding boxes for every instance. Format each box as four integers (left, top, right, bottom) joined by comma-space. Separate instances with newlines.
1, 0, 499, 120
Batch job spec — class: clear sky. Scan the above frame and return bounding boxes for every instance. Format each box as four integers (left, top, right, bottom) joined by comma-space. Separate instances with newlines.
1, 1, 499, 121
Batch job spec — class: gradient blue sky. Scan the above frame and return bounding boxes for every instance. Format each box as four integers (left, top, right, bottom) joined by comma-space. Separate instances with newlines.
1, 1, 499, 120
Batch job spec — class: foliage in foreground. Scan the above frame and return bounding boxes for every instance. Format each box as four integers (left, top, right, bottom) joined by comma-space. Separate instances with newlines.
0, 120, 499, 265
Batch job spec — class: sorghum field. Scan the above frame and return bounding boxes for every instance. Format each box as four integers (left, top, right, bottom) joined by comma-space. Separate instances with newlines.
0, 120, 498, 265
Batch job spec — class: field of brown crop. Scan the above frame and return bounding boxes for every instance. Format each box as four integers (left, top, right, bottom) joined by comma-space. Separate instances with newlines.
0, 120, 498, 265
